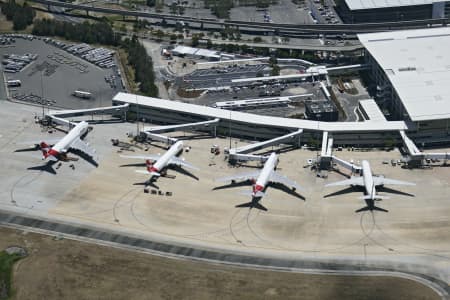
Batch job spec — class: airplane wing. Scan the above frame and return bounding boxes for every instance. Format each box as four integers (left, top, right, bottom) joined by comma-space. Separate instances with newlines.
120, 154, 161, 161
325, 176, 364, 187
18, 137, 61, 146
70, 138, 96, 160
216, 171, 261, 183
135, 170, 149, 174
270, 171, 302, 191
373, 176, 415, 186
169, 157, 199, 171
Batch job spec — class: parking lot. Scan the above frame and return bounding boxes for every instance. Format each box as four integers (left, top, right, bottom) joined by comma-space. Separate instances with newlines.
230, 0, 314, 24
182, 64, 269, 89
1, 36, 122, 110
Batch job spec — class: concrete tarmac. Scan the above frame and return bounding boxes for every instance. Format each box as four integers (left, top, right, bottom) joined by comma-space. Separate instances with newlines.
1, 100, 450, 291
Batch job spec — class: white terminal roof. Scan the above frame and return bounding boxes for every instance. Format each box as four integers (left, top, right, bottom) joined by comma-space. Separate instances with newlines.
113, 92, 408, 132
358, 27, 450, 122
358, 99, 386, 122
172, 46, 220, 58
345, 0, 436, 10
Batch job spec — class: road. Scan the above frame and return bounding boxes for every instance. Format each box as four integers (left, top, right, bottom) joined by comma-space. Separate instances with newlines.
0, 209, 448, 299
29, 0, 450, 35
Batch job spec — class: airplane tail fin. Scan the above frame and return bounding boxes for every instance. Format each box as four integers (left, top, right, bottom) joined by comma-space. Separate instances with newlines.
40, 142, 50, 159
145, 160, 160, 177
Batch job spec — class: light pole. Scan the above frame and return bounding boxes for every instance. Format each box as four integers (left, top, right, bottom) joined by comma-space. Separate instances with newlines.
40, 71, 45, 119
135, 93, 140, 138
228, 110, 232, 149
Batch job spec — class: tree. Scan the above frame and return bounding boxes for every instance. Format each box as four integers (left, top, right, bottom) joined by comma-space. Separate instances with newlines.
269, 56, 278, 66
253, 37, 262, 43
191, 35, 199, 47
206, 39, 213, 49
146, 0, 155, 6
13, 10, 27, 30
2, 0, 36, 30
270, 64, 280, 76
155, 29, 164, 41
169, 3, 177, 14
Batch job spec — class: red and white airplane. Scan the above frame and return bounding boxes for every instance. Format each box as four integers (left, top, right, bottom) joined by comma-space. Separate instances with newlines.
17, 121, 97, 171
216, 152, 303, 210
37, 121, 96, 162
121, 140, 199, 183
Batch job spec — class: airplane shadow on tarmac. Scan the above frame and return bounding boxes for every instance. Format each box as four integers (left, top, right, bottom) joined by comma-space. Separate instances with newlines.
324, 185, 415, 213
213, 181, 305, 211
27, 160, 58, 175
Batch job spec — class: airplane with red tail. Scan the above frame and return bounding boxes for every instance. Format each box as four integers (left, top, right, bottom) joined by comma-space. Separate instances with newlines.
215, 152, 303, 211
120, 141, 199, 184
16, 121, 97, 172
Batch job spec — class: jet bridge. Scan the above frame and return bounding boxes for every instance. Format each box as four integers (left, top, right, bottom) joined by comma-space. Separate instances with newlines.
331, 156, 362, 174
140, 118, 220, 145
399, 130, 450, 166
318, 131, 334, 169
46, 104, 129, 127
143, 118, 220, 134
228, 129, 303, 162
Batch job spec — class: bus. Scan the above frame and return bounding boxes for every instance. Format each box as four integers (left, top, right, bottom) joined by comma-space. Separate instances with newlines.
72, 90, 92, 99
6, 79, 21, 87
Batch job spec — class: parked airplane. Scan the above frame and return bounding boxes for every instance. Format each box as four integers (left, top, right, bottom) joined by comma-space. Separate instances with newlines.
215, 152, 303, 211
16, 121, 97, 173
120, 141, 199, 184
325, 160, 415, 212
39, 121, 95, 161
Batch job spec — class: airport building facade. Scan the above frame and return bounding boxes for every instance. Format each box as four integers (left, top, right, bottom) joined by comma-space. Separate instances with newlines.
359, 27, 450, 143
336, 0, 450, 23
112, 93, 406, 147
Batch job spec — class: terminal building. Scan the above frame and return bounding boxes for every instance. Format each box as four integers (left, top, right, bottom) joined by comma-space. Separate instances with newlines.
358, 27, 450, 142
304, 101, 338, 122
336, 0, 449, 23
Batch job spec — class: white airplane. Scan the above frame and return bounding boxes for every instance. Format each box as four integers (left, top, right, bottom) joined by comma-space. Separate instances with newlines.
325, 160, 415, 212
121, 140, 199, 182
17, 121, 97, 173
36, 121, 96, 162
215, 152, 303, 210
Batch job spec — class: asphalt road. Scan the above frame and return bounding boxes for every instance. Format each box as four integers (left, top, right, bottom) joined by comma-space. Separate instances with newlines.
0, 210, 447, 299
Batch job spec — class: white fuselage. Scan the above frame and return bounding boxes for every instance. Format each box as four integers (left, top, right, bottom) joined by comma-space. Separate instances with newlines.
361, 160, 375, 198
254, 152, 278, 195
152, 141, 184, 172
44, 121, 89, 160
